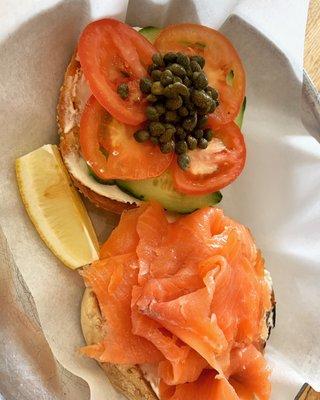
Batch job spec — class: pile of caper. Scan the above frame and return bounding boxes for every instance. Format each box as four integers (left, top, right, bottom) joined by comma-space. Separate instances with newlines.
118, 52, 219, 170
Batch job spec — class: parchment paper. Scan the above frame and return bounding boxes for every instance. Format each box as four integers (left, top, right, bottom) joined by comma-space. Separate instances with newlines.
1, 1, 319, 399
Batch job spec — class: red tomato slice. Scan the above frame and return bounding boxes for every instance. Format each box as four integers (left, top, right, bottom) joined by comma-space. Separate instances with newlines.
80, 96, 173, 180
154, 24, 246, 129
78, 19, 156, 126
172, 121, 246, 195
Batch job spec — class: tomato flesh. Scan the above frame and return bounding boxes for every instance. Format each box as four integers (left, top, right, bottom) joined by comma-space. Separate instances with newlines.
80, 96, 173, 180
78, 19, 157, 126
172, 121, 246, 195
154, 24, 246, 129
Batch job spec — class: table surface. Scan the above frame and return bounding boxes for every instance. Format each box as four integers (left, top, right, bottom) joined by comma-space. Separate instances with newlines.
305, 0, 320, 91
289, 2, 320, 399
298, 3, 320, 398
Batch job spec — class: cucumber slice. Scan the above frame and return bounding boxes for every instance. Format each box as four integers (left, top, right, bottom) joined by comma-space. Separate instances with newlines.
116, 172, 222, 214
226, 69, 246, 128
139, 26, 162, 44
235, 97, 246, 128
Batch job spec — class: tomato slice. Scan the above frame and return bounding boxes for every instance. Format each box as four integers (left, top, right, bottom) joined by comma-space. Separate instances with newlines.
80, 96, 173, 180
172, 121, 246, 195
78, 19, 156, 126
154, 24, 246, 129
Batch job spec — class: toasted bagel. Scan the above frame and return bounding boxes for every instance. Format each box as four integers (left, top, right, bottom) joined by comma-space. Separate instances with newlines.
57, 53, 137, 214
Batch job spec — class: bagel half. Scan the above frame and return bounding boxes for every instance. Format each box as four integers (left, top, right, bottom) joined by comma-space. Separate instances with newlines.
81, 281, 276, 400
57, 53, 138, 214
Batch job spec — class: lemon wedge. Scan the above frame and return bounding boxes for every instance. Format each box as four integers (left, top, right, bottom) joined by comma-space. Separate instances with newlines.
16, 144, 99, 269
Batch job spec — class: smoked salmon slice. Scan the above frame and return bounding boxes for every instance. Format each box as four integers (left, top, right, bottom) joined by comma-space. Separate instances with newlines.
228, 344, 271, 400
81, 202, 272, 399
100, 204, 147, 258
159, 370, 239, 400
81, 253, 163, 364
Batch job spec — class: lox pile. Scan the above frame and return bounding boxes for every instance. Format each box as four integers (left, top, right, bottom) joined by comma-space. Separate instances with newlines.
81, 202, 272, 400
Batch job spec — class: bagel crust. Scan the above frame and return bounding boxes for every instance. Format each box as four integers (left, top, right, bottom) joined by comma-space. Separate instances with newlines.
57, 53, 136, 214
81, 288, 159, 400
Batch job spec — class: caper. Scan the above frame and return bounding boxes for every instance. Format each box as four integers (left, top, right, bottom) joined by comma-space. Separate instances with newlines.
148, 64, 158, 74
152, 53, 164, 67
203, 128, 213, 141
197, 114, 209, 128
178, 106, 189, 117
151, 69, 162, 81
149, 121, 165, 136
190, 55, 205, 68
191, 90, 212, 109
155, 103, 166, 115
139, 77, 152, 94
117, 83, 129, 99
160, 70, 174, 86
150, 136, 159, 145
193, 71, 208, 90
166, 96, 183, 110
176, 126, 186, 139
208, 100, 218, 113
146, 106, 159, 121
151, 81, 164, 95
163, 82, 189, 98
160, 140, 175, 153
176, 52, 190, 68
182, 114, 197, 131
193, 129, 203, 139
183, 76, 192, 87
173, 76, 183, 84
185, 103, 195, 113
191, 71, 200, 83
190, 60, 202, 72
173, 82, 189, 97
165, 110, 178, 122
187, 135, 197, 150
185, 67, 193, 78
163, 84, 177, 98
175, 140, 188, 155
206, 86, 219, 100
163, 52, 177, 64
184, 98, 195, 111
168, 63, 186, 77
146, 94, 158, 103
197, 99, 214, 114
159, 131, 173, 143
198, 137, 208, 149
177, 132, 187, 140
164, 123, 176, 136
134, 129, 150, 143
177, 153, 190, 170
